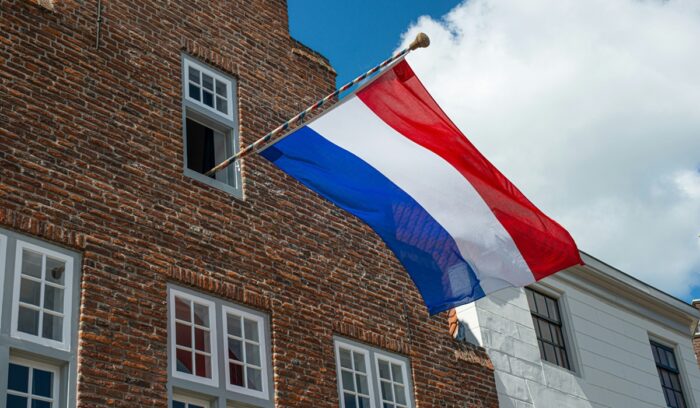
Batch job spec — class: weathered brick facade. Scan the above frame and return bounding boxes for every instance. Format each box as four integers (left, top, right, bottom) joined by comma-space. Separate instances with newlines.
0, 0, 498, 406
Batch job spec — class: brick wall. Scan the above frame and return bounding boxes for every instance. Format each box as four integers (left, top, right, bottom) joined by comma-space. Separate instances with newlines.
0, 0, 498, 406
693, 300, 700, 369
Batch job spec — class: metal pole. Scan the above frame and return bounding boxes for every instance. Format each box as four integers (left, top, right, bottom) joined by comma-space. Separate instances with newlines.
204, 32, 430, 177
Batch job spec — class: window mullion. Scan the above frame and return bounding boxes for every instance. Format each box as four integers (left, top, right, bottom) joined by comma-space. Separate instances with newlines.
38, 254, 46, 339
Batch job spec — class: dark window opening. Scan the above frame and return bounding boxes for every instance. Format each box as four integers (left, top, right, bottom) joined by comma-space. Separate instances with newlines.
186, 118, 229, 184
525, 288, 571, 370
651, 341, 687, 408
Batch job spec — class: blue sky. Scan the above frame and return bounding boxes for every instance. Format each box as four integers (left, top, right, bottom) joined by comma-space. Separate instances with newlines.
287, 1, 700, 304
288, 0, 460, 86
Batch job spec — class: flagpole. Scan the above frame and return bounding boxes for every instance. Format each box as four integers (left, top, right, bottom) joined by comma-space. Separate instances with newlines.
204, 32, 430, 177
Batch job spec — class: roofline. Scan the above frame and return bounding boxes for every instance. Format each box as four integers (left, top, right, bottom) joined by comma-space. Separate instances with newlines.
569, 251, 700, 326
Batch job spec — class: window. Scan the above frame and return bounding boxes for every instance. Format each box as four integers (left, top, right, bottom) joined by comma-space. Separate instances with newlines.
11, 240, 74, 350
375, 354, 410, 408
334, 339, 413, 408
6, 357, 60, 408
172, 394, 210, 408
169, 289, 218, 387
182, 55, 241, 197
168, 286, 272, 407
650, 341, 687, 408
0, 229, 80, 408
525, 288, 571, 370
223, 306, 268, 398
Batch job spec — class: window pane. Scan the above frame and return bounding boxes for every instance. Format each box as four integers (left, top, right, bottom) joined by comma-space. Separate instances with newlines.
32, 369, 53, 397
228, 338, 243, 361
343, 394, 357, 408
538, 320, 553, 343
378, 360, 391, 380
215, 80, 226, 96
202, 91, 213, 107
194, 328, 210, 352
176, 348, 192, 374
229, 362, 244, 386
18, 306, 40, 335
356, 373, 368, 394
534, 293, 548, 318
665, 350, 677, 370
339, 348, 352, 369
525, 289, 536, 311
245, 342, 260, 366
352, 351, 366, 372
174, 297, 190, 322
545, 297, 560, 322
247, 367, 262, 391
543, 343, 557, 364
20, 278, 41, 306
381, 380, 394, 401
194, 353, 211, 378
341, 370, 355, 391
188, 67, 200, 83
186, 119, 217, 175
175, 322, 191, 348
216, 97, 227, 114
44, 285, 64, 313
395, 384, 407, 405
8, 363, 29, 392
244, 319, 258, 341
227, 314, 242, 337
358, 397, 371, 408
32, 399, 51, 408
7, 395, 28, 408
202, 74, 213, 90
193, 303, 208, 327
391, 363, 404, 384
22, 249, 42, 278
45, 257, 65, 285
42, 313, 63, 341
173, 401, 186, 408
188, 84, 201, 102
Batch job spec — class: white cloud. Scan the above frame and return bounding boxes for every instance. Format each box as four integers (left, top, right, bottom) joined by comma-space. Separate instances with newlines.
400, 0, 700, 298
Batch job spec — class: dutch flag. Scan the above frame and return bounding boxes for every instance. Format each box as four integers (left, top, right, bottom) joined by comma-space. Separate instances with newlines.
261, 60, 582, 314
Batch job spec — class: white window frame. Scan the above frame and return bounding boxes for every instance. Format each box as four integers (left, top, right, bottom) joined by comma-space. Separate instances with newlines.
169, 289, 219, 387
184, 57, 234, 121
10, 240, 74, 351
374, 352, 412, 408
172, 393, 211, 408
222, 305, 269, 400
7, 355, 61, 407
0, 233, 7, 326
335, 340, 377, 408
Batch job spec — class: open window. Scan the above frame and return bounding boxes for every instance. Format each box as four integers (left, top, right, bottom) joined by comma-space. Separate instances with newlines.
182, 55, 241, 198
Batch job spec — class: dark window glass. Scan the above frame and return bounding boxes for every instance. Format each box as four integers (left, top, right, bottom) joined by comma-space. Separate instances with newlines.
186, 119, 216, 177
32, 368, 53, 397
525, 288, 571, 370
651, 341, 687, 408
8, 363, 29, 392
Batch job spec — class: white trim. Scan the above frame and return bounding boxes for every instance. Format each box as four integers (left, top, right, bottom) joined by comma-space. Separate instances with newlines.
373, 352, 412, 408
169, 288, 219, 388
172, 392, 211, 408
10, 240, 74, 351
8, 355, 61, 406
0, 233, 7, 328
183, 57, 234, 121
334, 340, 376, 408
222, 305, 269, 400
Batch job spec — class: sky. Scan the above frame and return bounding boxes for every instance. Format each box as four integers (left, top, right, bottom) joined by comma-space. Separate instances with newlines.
287, 0, 700, 303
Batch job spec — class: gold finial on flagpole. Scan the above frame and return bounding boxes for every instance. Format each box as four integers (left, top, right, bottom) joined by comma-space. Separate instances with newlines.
409, 32, 431, 51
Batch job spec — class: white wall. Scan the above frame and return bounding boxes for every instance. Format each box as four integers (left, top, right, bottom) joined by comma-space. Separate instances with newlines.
457, 276, 700, 408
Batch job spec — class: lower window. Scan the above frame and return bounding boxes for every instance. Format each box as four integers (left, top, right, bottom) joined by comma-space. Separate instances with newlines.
334, 338, 413, 408
650, 341, 688, 408
172, 394, 210, 408
6, 357, 59, 408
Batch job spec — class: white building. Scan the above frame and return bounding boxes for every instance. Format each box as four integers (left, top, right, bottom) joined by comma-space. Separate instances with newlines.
456, 252, 700, 408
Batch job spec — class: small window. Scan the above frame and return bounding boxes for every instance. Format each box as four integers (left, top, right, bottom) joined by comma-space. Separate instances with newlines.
6, 357, 60, 408
336, 344, 373, 408
11, 240, 74, 350
169, 289, 218, 387
525, 288, 571, 370
222, 306, 269, 399
172, 394, 210, 408
182, 55, 241, 197
650, 341, 687, 408
375, 354, 410, 408
334, 339, 414, 408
